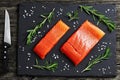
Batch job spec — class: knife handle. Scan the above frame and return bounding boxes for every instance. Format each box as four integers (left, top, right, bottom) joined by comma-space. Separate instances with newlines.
1, 42, 10, 73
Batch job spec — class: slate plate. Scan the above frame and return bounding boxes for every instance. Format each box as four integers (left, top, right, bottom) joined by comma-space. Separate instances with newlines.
18, 2, 116, 77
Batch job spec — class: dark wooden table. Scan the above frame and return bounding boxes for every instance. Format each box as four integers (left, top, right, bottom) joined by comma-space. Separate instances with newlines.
0, 0, 120, 80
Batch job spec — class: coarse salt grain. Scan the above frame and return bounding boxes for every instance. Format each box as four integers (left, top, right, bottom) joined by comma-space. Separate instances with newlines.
29, 14, 31, 16
108, 66, 111, 69
76, 21, 79, 24
26, 66, 29, 69
47, 25, 49, 28
23, 15, 26, 18
27, 58, 30, 61
73, 22, 76, 24
28, 55, 31, 58
27, 53, 31, 56
30, 67, 33, 69
54, 57, 57, 59
105, 11, 107, 13
107, 9, 110, 11
24, 10, 27, 13
56, 55, 59, 58
38, 31, 41, 34
26, 13, 28, 16
109, 42, 111, 44
30, 9, 33, 12
101, 48, 103, 50
33, 20, 35, 23
91, 56, 94, 58
73, 25, 76, 28
71, 11, 73, 13
60, 8, 63, 12
76, 70, 79, 72
89, 58, 91, 60
98, 69, 101, 71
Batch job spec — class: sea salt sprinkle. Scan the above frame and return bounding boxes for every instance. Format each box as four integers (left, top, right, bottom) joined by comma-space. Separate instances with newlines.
42, 5, 46, 9
23, 6, 36, 18
56, 8, 63, 17
98, 66, 111, 74
52, 53, 59, 59
102, 68, 106, 74
97, 41, 111, 52
62, 63, 70, 71
27, 53, 31, 61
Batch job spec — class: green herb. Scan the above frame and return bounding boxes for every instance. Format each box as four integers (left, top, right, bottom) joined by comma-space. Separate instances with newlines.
81, 47, 111, 73
33, 59, 58, 72
79, 5, 115, 32
26, 8, 55, 45
66, 10, 79, 21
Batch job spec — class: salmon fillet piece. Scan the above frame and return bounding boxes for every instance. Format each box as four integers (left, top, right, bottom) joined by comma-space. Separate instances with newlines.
61, 20, 105, 66
34, 20, 70, 59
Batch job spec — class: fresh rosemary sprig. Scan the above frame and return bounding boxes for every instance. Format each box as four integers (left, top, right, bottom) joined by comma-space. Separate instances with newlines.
33, 59, 58, 72
66, 10, 79, 21
79, 5, 115, 32
81, 47, 111, 73
26, 8, 55, 45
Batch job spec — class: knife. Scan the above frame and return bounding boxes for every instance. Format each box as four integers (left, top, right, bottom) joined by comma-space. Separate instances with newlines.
1, 10, 11, 73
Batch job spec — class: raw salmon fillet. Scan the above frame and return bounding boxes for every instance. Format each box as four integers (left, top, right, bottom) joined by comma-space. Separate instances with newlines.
61, 20, 105, 66
34, 20, 70, 59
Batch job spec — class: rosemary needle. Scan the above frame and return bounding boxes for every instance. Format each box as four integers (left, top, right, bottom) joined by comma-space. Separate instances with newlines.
66, 10, 79, 21
81, 47, 111, 73
26, 8, 55, 45
79, 5, 116, 32
33, 59, 58, 72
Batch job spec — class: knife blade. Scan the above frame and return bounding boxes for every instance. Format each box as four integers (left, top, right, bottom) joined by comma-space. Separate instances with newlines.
1, 9, 11, 73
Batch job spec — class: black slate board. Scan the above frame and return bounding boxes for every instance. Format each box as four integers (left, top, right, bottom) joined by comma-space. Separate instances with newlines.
18, 2, 116, 77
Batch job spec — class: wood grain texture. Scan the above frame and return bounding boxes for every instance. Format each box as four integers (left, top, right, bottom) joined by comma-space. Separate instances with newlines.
0, 0, 120, 80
